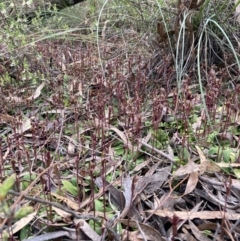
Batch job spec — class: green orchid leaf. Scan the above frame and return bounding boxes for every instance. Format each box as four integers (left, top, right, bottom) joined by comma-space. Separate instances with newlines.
0, 174, 16, 200
14, 206, 34, 219
62, 180, 78, 196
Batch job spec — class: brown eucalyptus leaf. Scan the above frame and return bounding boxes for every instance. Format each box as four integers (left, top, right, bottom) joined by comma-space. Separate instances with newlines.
51, 193, 79, 210
167, 145, 174, 159
195, 145, 221, 174
135, 166, 171, 196
197, 223, 218, 231
74, 219, 100, 240
146, 210, 240, 220
95, 177, 141, 221
184, 171, 198, 195
122, 230, 144, 241
95, 177, 125, 210
189, 220, 212, 241
27, 81, 45, 100
118, 219, 166, 241
5, 95, 23, 104
231, 179, 240, 191
216, 162, 240, 168
132, 159, 152, 173
123, 174, 132, 207
23, 231, 73, 241
199, 160, 221, 174
192, 117, 202, 133
181, 226, 197, 241
0, 113, 18, 126
109, 126, 133, 151
119, 174, 134, 219
195, 145, 207, 163
173, 161, 200, 177
156, 192, 185, 210
67, 141, 76, 155
16, 117, 32, 134
3, 211, 37, 235
52, 207, 71, 219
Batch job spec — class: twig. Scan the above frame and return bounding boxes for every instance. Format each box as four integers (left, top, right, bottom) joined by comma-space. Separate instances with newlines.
230, 218, 240, 233
136, 221, 148, 241
25, 231, 71, 241
8, 190, 99, 221
104, 226, 121, 241
139, 141, 175, 162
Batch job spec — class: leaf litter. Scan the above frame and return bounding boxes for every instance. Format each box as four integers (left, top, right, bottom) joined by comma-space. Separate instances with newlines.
1, 56, 240, 241
1, 1, 240, 240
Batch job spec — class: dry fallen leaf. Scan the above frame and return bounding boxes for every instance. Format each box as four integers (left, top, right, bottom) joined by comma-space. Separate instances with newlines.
51, 193, 79, 210
135, 166, 171, 196
173, 161, 200, 177
118, 219, 165, 241
52, 206, 72, 219
146, 210, 240, 220
195, 145, 207, 163
122, 230, 146, 241
120, 174, 133, 219
132, 159, 152, 173
123, 174, 132, 208
189, 220, 212, 241
182, 226, 197, 241
16, 117, 32, 134
3, 211, 37, 235
192, 116, 202, 133
5, 95, 23, 104
27, 81, 45, 100
184, 171, 198, 195
74, 219, 100, 240
215, 162, 240, 168
95, 177, 125, 211
195, 145, 221, 174
92, 118, 134, 151
110, 126, 133, 151
199, 159, 221, 174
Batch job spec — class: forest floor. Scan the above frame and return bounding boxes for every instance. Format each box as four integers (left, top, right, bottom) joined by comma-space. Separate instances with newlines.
1, 1, 240, 240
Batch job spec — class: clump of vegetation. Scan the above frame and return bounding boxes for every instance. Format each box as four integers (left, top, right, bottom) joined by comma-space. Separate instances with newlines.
0, 0, 240, 240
